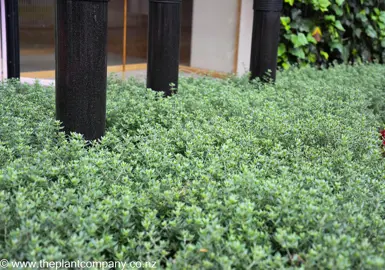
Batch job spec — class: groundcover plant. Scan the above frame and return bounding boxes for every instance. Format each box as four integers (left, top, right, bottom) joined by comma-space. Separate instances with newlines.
1, 64, 385, 269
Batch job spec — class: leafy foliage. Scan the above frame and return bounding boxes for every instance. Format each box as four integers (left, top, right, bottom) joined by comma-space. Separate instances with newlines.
280, 0, 385, 69
1, 65, 385, 269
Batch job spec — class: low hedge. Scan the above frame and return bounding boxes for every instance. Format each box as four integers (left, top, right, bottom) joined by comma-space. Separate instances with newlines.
1, 64, 385, 269
280, 0, 385, 69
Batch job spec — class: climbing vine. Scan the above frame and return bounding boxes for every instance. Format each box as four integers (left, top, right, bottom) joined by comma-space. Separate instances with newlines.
279, 0, 385, 69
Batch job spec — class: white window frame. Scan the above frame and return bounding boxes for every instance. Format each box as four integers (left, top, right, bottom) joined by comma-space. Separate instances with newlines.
0, 0, 54, 86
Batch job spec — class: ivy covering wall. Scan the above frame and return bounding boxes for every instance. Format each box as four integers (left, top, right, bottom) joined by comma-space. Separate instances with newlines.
279, 0, 385, 69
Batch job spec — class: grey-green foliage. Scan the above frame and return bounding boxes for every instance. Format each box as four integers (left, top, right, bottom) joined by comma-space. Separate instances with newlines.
1, 65, 385, 269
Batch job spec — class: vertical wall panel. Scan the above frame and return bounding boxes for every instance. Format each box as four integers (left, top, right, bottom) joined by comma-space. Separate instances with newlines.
190, 0, 238, 73
237, 0, 253, 76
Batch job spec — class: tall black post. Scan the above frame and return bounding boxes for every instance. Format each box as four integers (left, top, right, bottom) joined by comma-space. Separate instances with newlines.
55, 0, 109, 141
147, 0, 181, 97
250, 0, 283, 82
5, 0, 20, 79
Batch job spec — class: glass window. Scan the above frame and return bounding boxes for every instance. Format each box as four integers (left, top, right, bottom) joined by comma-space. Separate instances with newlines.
18, 0, 194, 80
19, 0, 55, 78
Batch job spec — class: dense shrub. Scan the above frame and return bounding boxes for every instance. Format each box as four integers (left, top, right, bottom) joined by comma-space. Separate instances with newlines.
1, 64, 385, 269
280, 0, 385, 69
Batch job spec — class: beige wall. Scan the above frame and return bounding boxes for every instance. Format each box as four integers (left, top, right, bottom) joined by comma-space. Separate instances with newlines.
237, 0, 253, 76
190, 0, 238, 73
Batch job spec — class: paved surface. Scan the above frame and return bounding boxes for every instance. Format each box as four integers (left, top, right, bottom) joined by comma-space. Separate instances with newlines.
20, 52, 144, 73
20, 52, 202, 83
110, 70, 203, 81
21, 70, 204, 87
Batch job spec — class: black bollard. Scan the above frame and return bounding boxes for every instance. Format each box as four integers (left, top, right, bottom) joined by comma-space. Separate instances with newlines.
147, 0, 181, 97
55, 0, 109, 141
5, 0, 20, 79
250, 0, 283, 82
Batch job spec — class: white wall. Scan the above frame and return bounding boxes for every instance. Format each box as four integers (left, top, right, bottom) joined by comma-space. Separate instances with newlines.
0, 6, 2, 80
0, 0, 6, 79
236, 0, 253, 76
190, 0, 238, 73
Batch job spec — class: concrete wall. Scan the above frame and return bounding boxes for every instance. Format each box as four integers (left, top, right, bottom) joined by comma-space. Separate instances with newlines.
236, 0, 253, 76
190, 0, 238, 73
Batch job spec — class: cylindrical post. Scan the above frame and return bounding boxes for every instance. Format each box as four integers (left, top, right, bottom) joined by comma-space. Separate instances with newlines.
147, 0, 181, 97
5, 0, 20, 79
55, 0, 109, 141
250, 0, 283, 82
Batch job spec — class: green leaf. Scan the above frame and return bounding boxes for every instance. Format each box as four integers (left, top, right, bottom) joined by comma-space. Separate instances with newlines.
280, 17, 291, 31
379, 22, 385, 31
299, 61, 309, 68
318, 0, 331, 12
290, 48, 306, 59
306, 33, 317, 44
365, 25, 378, 38
357, 13, 368, 23
308, 53, 317, 63
284, 0, 294, 6
324, 15, 336, 22
278, 43, 287, 57
330, 42, 343, 53
280, 17, 291, 26
320, 51, 329, 60
282, 62, 290, 70
381, 39, 385, 48
336, 0, 344, 6
332, 5, 344, 16
291, 9, 302, 20
354, 28, 362, 38
290, 33, 309, 48
334, 21, 345, 31
379, 12, 385, 23
371, 14, 378, 22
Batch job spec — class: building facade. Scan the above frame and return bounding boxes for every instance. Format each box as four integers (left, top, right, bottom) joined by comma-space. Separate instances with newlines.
0, 0, 255, 81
